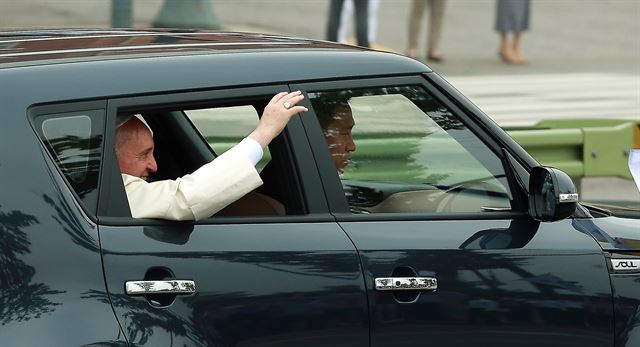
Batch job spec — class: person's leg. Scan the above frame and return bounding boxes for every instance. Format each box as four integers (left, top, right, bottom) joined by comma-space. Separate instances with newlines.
426, 0, 445, 61
338, 0, 354, 43
499, 32, 509, 62
353, 0, 370, 47
499, 32, 509, 54
512, 31, 525, 63
407, 0, 426, 58
327, 0, 345, 42
368, 0, 381, 44
498, 32, 520, 64
496, 0, 512, 63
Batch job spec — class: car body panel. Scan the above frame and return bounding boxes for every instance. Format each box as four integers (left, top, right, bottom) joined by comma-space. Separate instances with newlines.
0, 109, 126, 345
337, 218, 613, 346
610, 274, 640, 347
99, 223, 369, 346
572, 216, 640, 251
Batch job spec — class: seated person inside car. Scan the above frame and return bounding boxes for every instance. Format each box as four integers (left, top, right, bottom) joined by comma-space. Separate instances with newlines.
115, 91, 307, 220
316, 98, 357, 175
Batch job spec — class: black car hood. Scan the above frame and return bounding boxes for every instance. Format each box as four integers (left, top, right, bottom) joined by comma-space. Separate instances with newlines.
583, 201, 640, 220
572, 215, 640, 251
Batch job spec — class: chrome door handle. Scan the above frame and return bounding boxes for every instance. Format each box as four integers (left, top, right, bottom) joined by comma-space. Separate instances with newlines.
375, 277, 437, 291
125, 280, 196, 295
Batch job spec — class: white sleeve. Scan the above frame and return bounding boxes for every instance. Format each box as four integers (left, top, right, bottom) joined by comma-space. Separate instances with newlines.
229, 137, 264, 166
123, 144, 263, 221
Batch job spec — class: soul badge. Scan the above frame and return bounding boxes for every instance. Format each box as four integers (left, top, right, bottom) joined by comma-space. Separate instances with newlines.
611, 259, 640, 273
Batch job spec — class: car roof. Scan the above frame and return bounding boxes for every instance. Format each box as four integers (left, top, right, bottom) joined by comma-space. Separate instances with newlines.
0, 29, 360, 64
0, 28, 428, 70
0, 29, 431, 105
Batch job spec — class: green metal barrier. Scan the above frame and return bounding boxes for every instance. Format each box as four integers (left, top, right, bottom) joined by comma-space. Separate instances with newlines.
206, 119, 639, 182
504, 119, 640, 180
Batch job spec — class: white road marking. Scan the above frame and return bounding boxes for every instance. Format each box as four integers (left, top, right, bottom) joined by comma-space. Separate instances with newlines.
446, 73, 640, 126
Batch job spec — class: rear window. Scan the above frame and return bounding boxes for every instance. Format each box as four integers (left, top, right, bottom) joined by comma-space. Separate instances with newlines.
33, 110, 105, 212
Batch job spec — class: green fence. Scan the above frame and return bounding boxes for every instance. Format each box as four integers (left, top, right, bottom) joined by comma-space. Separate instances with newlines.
206, 119, 639, 182
504, 119, 640, 180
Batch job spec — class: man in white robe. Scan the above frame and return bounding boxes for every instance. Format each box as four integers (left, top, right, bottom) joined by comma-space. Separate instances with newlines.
115, 91, 307, 220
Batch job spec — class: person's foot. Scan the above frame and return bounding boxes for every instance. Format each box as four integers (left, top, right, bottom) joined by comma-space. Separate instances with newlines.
427, 53, 444, 63
498, 48, 522, 65
406, 48, 418, 59
511, 49, 526, 64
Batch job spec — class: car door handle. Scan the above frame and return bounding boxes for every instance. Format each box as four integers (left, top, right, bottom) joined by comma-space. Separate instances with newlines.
125, 280, 196, 295
375, 277, 437, 291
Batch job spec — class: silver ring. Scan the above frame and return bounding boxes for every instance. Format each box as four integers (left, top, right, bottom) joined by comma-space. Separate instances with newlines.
283, 101, 291, 109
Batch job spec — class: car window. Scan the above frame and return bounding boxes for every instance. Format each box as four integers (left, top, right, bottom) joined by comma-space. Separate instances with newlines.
186, 106, 271, 171
183, 105, 293, 216
33, 110, 104, 212
308, 86, 512, 214
107, 93, 308, 219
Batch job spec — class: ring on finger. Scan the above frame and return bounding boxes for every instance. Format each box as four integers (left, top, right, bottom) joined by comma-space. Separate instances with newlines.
283, 101, 292, 109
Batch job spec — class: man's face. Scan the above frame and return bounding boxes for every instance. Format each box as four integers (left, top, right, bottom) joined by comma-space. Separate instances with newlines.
115, 119, 158, 180
324, 104, 356, 174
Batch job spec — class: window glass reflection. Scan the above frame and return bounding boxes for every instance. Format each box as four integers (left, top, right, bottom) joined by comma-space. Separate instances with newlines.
309, 86, 512, 214
36, 111, 104, 211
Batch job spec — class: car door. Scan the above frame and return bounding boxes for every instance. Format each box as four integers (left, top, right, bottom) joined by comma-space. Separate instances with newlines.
294, 76, 614, 347
96, 86, 369, 347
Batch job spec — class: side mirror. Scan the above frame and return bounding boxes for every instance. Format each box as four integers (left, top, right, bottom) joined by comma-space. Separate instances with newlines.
528, 167, 578, 222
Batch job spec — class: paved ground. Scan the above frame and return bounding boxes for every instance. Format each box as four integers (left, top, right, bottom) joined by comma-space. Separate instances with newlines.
2, 0, 638, 73
1, 0, 639, 201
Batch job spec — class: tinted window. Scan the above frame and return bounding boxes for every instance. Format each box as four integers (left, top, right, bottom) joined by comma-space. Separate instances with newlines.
309, 86, 512, 214
34, 110, 104, 212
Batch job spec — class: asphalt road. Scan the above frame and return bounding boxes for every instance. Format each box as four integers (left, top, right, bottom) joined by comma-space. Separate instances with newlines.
3, 0, 638, 74
1, 0, 639, 201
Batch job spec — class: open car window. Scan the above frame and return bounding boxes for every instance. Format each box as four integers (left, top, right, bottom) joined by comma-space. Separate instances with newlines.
185, 105, 272, 171
308, 85, 513, 214
108, 93, 306, 219
183, 105, 288, 216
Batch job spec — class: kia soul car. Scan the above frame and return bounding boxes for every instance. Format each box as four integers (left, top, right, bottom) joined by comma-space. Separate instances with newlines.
1, 29, 639, 347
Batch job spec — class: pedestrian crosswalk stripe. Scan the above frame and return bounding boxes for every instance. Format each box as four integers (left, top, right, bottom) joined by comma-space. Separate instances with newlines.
445, 73, 640, 126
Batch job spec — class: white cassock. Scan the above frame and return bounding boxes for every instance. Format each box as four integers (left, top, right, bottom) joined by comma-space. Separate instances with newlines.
122, 138, 264, 221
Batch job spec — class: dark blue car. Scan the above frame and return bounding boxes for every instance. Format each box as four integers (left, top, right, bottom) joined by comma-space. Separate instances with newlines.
1, 29, 639, 347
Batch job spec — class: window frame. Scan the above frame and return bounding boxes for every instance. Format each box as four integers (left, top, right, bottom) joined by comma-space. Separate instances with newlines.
98, 85, 332, 226
292, 75, 527, 221
28, 100, 107, 221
